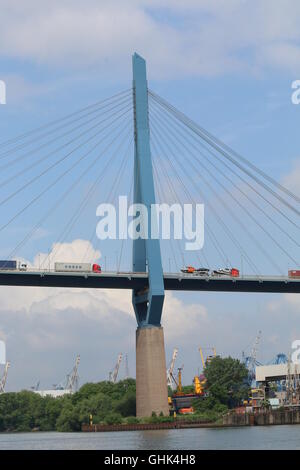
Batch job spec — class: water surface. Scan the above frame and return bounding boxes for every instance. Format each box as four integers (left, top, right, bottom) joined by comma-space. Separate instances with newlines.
0, 425, 299, 450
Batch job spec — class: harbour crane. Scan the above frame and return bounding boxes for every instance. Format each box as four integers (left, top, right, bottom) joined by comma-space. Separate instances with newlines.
30, 380, 40, 391
124, 353, 130, 379
167, 348, 178, 390
250, 331, 261, 365
66, 355, 80, 392
0, 340, 5, 364
109, 353, 123, 383
199, 347, 217, 370
0, 362, 10, 393
242, 330, 262, 387
170, 367, 184, 395
269, 353, 288, 365
285, 353, 293, 405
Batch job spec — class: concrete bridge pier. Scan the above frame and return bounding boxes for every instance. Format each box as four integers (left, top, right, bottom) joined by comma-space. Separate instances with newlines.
136, 326, 169, 417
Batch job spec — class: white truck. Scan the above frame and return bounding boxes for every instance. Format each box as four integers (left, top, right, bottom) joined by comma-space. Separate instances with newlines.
54, 262, 101, 273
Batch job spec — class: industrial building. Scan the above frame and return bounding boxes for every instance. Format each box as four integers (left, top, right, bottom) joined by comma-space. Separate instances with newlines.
34, 389, 72, 398
255, 362, 300, 408
256, 363, 300, 383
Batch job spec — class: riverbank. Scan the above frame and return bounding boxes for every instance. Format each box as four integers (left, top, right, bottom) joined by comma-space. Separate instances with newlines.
82, 420, 223, 432
223, 408, 300, 427
82, 409, 300, 432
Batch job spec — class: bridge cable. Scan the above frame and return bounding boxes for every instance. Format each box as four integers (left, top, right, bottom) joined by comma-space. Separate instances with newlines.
40, 126, 134, 268
151, 115, 274, 274
152, 160, 181, 273
151, 140, 209, 270
0, 103, 133, 203
0, 89, 132, 151
0, 96, 133, 184
151, 125, 231, 270
117, 173, 134, 273
149, 90, 300, 214
0, 115, 132, 235
81, 135, 133, 266
149, 95, 300, 232
150, 104, 298, 269
150, 115, 261, 275
5, 134, 128, 261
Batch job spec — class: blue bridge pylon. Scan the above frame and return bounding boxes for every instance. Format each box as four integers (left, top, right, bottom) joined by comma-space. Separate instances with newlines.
132, 53, 165, 327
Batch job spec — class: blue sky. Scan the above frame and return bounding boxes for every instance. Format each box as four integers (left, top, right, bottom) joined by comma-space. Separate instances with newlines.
0, 0, 299, 390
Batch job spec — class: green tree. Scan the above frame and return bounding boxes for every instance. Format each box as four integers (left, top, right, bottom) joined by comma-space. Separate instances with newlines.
56, 404, 80, 432
0, 379, 138, 432
203, 356, 249, 408
104, 412, 123, 425
114, 391, 136, 417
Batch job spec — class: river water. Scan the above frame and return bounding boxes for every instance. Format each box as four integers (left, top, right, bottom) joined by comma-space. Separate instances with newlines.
0, 425, 299, 450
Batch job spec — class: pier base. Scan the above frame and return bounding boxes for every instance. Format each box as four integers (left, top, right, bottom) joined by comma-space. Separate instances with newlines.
136, 326, 169, 418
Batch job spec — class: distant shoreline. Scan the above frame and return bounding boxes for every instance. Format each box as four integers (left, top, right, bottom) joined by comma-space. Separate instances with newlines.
82, 421, 227, 433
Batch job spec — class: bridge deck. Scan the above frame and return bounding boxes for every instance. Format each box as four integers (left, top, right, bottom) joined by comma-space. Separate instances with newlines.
0, 270, 299, 293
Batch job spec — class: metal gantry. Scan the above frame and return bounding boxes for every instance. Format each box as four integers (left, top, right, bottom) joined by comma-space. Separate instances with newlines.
0, 362, 10, 393
167, 348, 178, 390
66, 355, 80, 392
109, 353, 123, 383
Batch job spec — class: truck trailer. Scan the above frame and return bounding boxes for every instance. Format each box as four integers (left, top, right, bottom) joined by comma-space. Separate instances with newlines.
54, 262, 101, 273
288, 270, 300, 278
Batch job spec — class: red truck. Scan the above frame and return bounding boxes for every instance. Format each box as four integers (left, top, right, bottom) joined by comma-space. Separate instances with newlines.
288, 270, 300, 278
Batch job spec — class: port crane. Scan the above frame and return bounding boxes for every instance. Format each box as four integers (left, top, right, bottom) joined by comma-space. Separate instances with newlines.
170, 367, 184, 395
30, 380, 40, 391
54, 355, 80, 392
124, 353, 130, 379
199, 347, 217, 370
0, 340, 5, 364
66, 355, 80, 392
167, 348, 178, 390
0, 362, 10, 393
109, 353, 123, 383
243, 330, 262, 387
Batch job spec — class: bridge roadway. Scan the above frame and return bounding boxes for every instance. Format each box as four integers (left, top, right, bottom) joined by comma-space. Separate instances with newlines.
0, 270, 299, 293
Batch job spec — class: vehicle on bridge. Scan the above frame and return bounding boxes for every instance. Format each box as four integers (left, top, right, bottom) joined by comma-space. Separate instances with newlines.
181, 266, 210, 275
288, 270, 300, 278
0, 260, 27, 271
181, 266, 240, 277
54, 262, 101, 273
211, 268, 240, 277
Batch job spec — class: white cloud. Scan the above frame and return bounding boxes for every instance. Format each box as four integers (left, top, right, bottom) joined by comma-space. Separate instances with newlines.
1, 1, 300, 78
267, 292, 300, 314
283, 293, 300, 309
0, 74, 58, 106
35, 238, 101, 268
163, 292, 208, 342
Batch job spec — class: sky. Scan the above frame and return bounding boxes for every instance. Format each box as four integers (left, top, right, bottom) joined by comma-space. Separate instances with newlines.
0, 0, 300, 391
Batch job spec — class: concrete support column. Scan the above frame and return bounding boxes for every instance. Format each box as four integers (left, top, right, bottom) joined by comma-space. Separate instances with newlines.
136, 326, 169, 418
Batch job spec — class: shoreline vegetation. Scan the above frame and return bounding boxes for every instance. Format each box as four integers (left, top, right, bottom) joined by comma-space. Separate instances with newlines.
0, 357, 248, 433
0, 379, 223, 433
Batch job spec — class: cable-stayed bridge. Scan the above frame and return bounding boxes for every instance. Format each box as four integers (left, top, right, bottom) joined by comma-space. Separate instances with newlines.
0, 271, 299, 294
0, 53, 299, 416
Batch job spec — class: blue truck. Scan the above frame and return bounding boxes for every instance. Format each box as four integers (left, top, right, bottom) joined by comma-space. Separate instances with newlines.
0, 260, 27, 271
